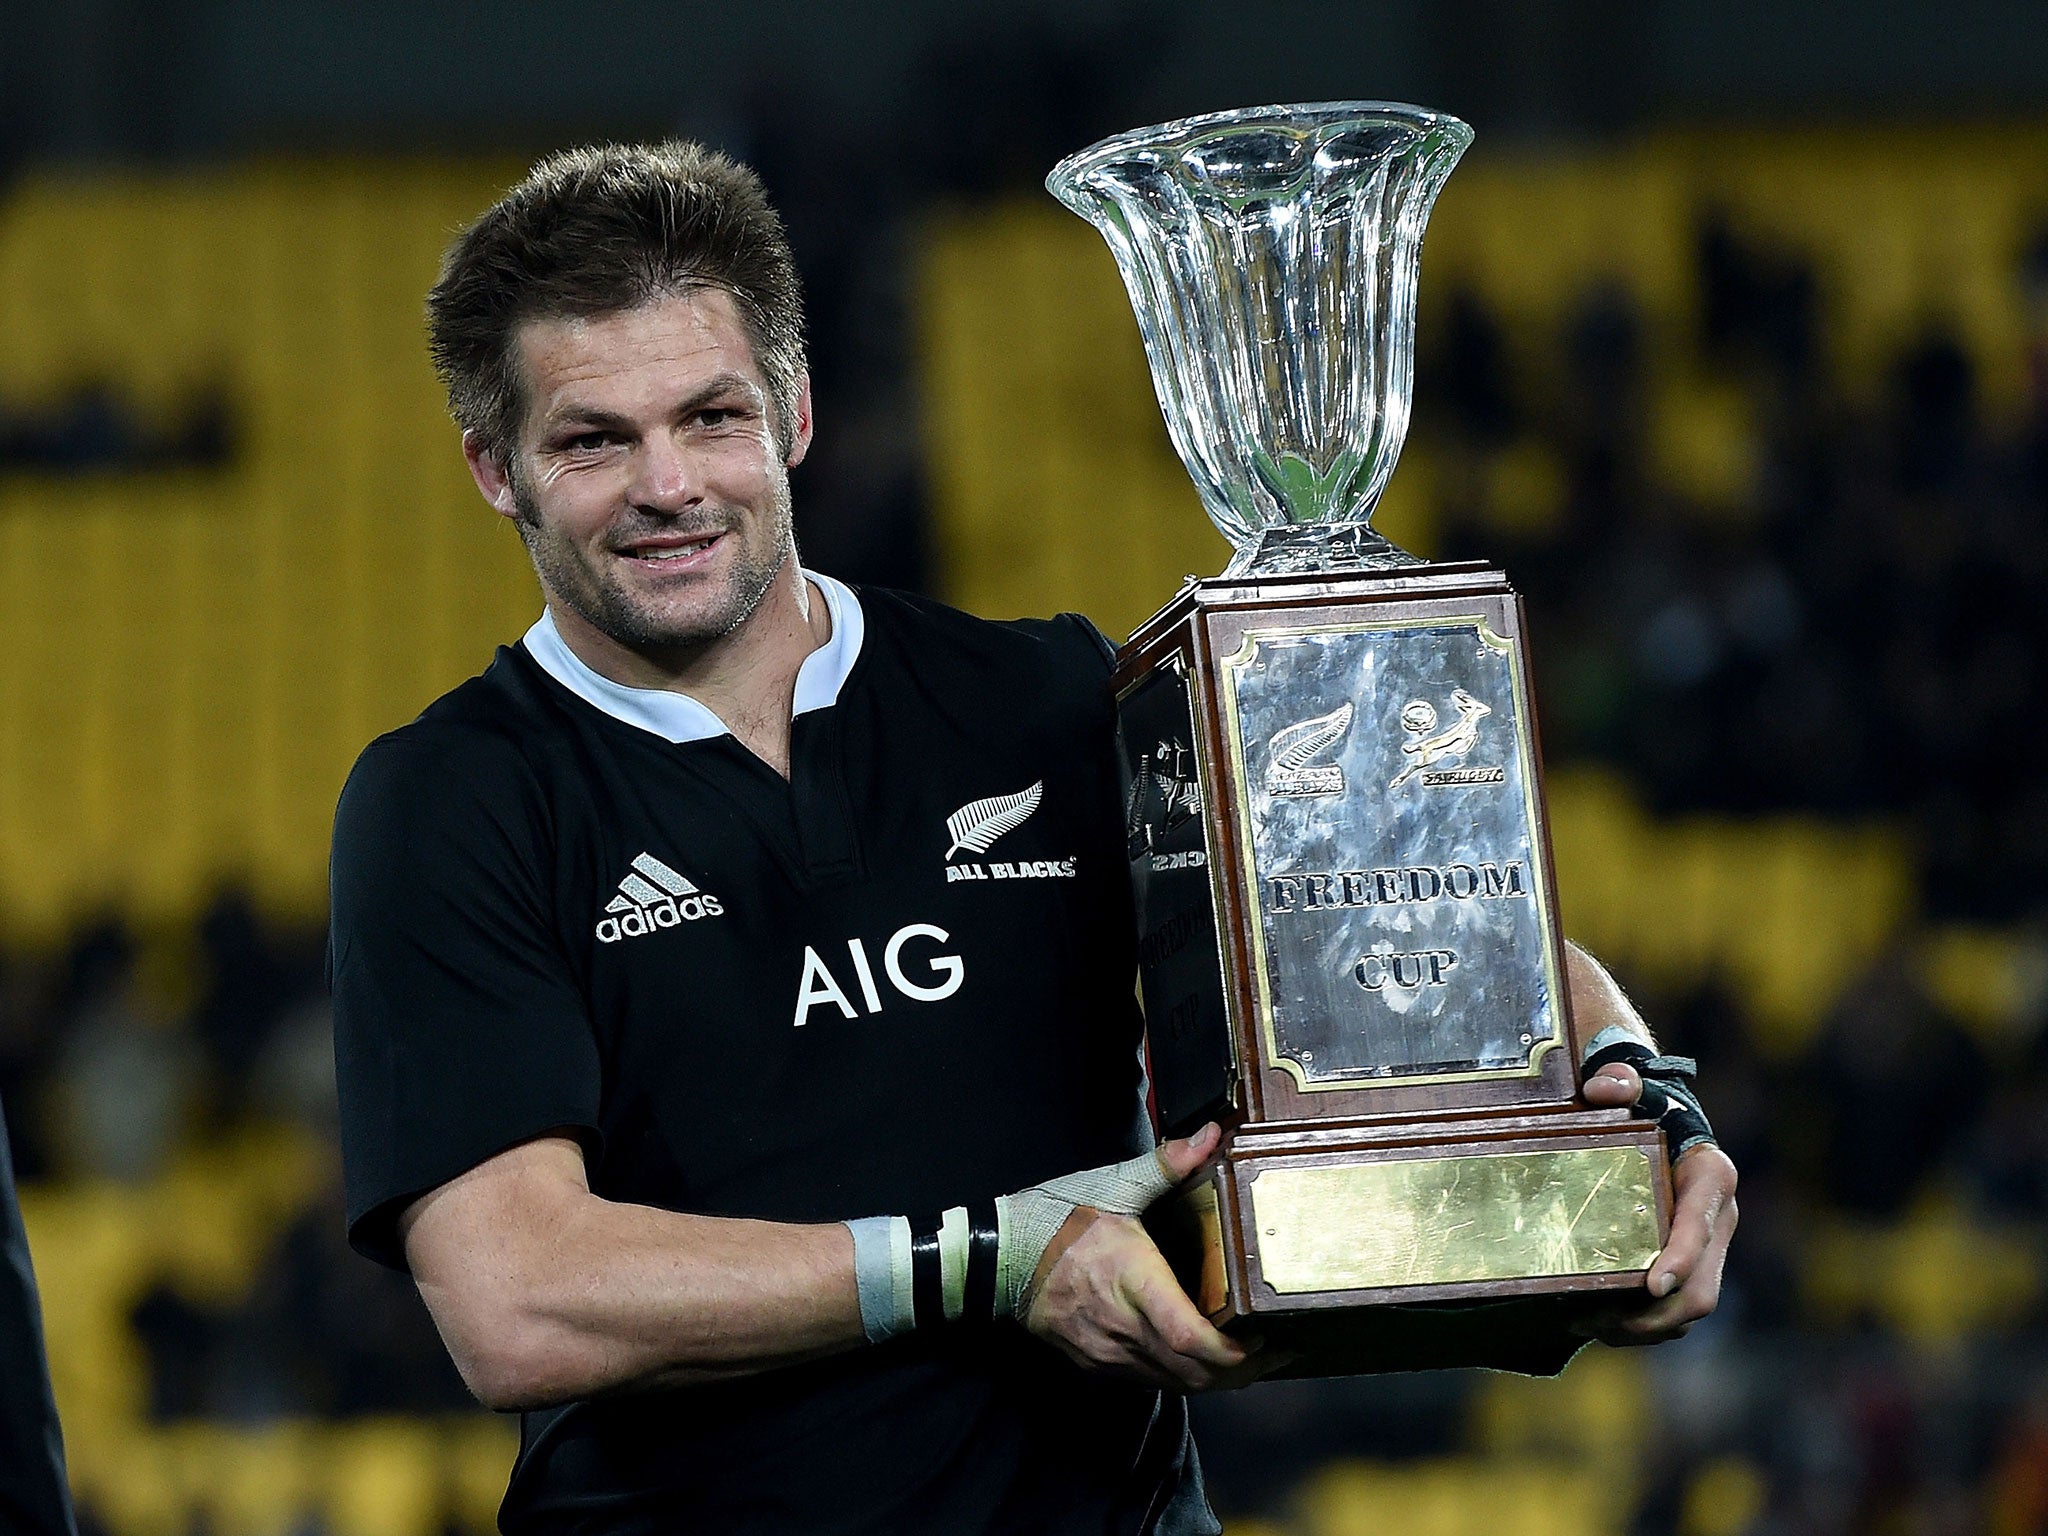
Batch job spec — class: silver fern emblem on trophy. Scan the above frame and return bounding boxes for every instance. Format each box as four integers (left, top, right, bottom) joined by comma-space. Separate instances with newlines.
1265, 704, 1354, 798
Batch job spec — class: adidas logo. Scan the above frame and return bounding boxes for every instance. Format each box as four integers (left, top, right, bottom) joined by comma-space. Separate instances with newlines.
595, 852, 724, 944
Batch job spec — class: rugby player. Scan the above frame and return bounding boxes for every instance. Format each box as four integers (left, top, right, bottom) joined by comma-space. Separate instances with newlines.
329, 141, 1736, 1534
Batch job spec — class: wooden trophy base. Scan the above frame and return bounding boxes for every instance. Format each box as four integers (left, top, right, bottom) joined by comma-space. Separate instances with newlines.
1147, 1110, 1671, 1377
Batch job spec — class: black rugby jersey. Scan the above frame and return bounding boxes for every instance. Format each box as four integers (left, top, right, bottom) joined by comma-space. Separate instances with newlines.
328, 579, 1215, 1536
1, 1096, 77, 1536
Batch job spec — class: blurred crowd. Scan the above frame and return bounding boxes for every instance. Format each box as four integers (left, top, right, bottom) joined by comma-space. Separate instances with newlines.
1425, 210, 2048, 926
0, 896, 469, 1438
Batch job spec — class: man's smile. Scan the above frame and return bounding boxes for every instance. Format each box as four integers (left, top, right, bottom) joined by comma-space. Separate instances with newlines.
615, 530, 727, 570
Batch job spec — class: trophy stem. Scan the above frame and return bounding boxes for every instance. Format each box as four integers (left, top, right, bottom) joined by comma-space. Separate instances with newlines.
1226, 523, 1426, 578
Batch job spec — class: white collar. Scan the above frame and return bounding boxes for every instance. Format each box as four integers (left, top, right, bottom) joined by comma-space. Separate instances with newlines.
519, 570, 865, 745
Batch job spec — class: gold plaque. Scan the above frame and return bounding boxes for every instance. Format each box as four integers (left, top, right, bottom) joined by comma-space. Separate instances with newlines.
1249, 1148, 1661, 1295
1185, 1180, 1228, 1315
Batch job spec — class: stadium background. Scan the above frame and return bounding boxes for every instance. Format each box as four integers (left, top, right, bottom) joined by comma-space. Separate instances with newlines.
4, 2, 2048, 1531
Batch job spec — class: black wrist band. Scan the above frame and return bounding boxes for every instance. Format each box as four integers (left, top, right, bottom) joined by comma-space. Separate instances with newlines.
964, 1199, 1000, 1324
1584, 1039, 1717, 1158
909, 1214, 944, 1331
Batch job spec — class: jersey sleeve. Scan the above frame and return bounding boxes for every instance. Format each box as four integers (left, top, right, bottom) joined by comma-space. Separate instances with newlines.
329, 727, 601, 1271
1056, 612, 1121, 674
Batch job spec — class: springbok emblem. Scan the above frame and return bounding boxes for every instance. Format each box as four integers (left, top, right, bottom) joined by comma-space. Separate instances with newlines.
1390, 689, 1491, 789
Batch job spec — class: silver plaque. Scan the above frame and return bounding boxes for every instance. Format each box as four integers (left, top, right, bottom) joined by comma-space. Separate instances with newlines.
1220, 618, 1564, 1088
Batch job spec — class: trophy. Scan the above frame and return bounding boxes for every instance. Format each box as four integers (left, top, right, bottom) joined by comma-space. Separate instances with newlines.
1048, 103, 1672, 1374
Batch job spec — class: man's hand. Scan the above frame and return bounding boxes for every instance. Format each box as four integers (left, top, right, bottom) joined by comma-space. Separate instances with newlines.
1021, 1124, 1270, 1392
1582, 1064, 1739, 1342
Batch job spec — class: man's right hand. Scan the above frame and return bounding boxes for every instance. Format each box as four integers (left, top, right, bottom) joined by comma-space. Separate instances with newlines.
1019, 1123, 1265, 1392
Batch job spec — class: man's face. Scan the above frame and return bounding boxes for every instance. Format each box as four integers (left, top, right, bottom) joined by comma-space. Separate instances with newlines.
471, 287, 812, 657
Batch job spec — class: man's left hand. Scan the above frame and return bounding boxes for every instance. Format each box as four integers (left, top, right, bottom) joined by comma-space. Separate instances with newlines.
1581, 1063, 1739, 1343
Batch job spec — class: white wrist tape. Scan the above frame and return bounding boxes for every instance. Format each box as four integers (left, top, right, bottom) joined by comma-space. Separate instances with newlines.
845, 1214, 915, 1342
847, 1147, 1180, 1339
993, 1147, 1177, 1319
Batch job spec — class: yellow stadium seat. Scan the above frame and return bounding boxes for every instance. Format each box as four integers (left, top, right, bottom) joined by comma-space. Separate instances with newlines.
1292, 1457, 1622, 1536
1682, 1457, 1767, 1536
321, 1416, 447, 1536
1471, 1347, 1649, 1472
448, 1416, 522, 1535
210, 1424, 322, 1536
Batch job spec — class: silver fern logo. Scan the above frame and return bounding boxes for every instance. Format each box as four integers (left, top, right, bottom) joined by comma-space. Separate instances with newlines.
1265, 703, 1353, 798
946, 781, 1043, 859
943, 781, 1077, 884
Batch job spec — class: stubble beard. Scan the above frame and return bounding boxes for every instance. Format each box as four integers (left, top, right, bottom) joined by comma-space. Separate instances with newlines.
511, 471, 796, 654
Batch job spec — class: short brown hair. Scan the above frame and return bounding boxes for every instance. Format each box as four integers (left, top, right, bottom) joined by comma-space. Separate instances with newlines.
426, 140, 807, 462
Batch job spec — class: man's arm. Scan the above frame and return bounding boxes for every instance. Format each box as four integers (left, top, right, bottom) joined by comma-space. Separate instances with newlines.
399, 1136, 863, 1410
1567, 941, 1740, 1342
401, 1128, 1252, 1410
